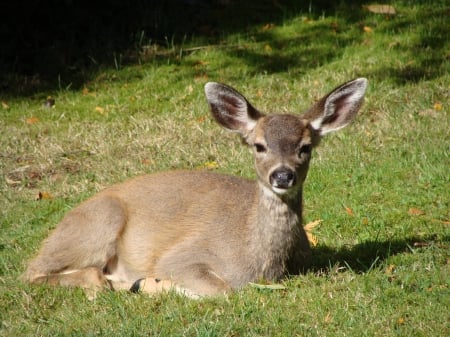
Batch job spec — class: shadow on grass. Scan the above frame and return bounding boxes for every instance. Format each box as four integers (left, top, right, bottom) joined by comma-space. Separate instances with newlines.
309, 234, 449, 273
0, 0, 365, 96
1, 1, 447, 96
368, 6, 449, 85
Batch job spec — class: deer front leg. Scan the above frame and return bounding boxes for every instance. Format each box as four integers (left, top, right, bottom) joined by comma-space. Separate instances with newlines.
110, 264, 232, 298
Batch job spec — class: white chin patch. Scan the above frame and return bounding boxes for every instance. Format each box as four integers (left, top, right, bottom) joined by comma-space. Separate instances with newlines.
262, 184, 290, 197
272, 186, 289, 195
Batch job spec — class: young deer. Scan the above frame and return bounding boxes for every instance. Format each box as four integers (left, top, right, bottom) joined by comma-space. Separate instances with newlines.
23, 78, 368, 297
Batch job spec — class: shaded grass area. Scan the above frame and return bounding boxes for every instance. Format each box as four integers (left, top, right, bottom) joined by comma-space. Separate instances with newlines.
3, 0, 447, 95
1, 1, 449, 336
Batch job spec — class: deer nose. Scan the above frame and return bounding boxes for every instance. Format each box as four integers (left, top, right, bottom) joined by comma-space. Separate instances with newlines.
270, 167, 296, 189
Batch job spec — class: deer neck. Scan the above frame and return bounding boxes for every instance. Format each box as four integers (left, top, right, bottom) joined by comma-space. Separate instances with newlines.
249, 182, 303, 279
256, 183, 303, 227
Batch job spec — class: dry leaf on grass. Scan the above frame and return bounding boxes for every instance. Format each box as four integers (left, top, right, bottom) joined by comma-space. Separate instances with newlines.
203, 161, 218, 170
304, 219, 321, 246
408, 208, 425, 216
25, 117, 39, 124
94, 106, 105, 114
37, 191, 54, 200
345, 206, 354, 216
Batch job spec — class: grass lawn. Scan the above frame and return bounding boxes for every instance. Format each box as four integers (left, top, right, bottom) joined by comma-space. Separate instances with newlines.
1, 1, 448, 336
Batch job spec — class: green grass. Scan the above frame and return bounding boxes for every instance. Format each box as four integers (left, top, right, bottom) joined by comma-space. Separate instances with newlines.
1, 1, 449, 336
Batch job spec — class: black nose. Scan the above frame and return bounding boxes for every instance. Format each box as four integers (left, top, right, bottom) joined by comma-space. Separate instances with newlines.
270, 168, 296, 189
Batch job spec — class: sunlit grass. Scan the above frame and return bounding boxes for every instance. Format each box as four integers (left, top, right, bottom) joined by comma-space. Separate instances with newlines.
1, 1, 448, 336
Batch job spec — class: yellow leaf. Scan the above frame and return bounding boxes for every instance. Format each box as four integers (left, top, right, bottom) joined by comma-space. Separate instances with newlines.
304, 219, 321, 231
408, 208, 425, 216
304, 220, 321, 247
95, 106, 105, 114
37, 191, 53, 200
203, 161, 218, 170
433, 102, 442, 111
26, 117, 39, 124
362, 217, 369, 225
306, 232, 319, 247
385, 264, 396, 274
1, 101, 9, 109
82, 87, 89, 95
363, 26, 373, 33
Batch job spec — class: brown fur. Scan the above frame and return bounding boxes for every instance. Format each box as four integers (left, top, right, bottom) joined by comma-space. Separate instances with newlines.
22, 78, 368, 297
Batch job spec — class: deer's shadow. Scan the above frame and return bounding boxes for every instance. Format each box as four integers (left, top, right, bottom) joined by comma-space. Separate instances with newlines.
307, 234, 447, 274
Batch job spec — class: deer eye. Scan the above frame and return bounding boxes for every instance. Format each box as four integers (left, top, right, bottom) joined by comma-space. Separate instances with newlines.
254, 143, 267, 153
298, 144, 312, 157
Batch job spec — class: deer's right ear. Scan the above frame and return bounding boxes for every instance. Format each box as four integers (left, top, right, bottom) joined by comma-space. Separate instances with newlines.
205, 83, 263, 135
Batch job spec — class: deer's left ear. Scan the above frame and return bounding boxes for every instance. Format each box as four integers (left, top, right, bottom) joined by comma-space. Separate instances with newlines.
304, 78, 368, 135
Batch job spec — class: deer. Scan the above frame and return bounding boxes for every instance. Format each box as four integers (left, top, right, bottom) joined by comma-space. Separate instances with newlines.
22, 78, 368, 297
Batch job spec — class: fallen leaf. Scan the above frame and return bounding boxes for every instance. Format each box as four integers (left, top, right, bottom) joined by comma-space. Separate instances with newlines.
362, 217, 369, 225
203, 161, 218, 170
385, 264, 396, 274
82, 87, 90, 95
1, 101, 9, 109
433, 102, 442, 111
345, 206, 354, 216
304, 219, 321, 231
397, 317, 405, 325
363, 26, 373, 33
26, 117, 39, 124
94, 106, 105, 114
408, 208, 425, 216
304, 220, 321, 247
37, 191, 53, 200
306, 232, 319, 247
364, 5, 396, 15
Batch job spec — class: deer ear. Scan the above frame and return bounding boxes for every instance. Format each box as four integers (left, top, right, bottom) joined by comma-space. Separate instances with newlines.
304, 78, 368, 135
205, 82, 263, 134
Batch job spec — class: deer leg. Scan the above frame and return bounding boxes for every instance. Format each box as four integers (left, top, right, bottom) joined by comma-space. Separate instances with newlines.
108, 264, 231, 298
22, 195, 127, 293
